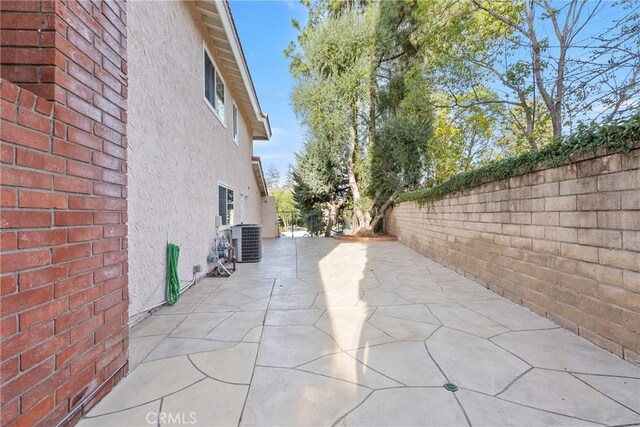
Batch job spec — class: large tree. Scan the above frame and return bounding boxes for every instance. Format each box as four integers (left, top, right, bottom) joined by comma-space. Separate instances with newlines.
287, 1, 434, 234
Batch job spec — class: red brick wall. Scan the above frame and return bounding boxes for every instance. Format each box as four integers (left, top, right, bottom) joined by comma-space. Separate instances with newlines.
386, 148, 640, 365
0, 1, 128, 425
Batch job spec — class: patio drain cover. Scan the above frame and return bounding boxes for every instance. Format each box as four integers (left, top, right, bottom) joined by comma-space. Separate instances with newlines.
443, 383, 458, 392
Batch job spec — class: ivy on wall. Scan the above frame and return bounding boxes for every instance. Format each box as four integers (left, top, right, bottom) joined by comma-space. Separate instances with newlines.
399, 114, 640, 205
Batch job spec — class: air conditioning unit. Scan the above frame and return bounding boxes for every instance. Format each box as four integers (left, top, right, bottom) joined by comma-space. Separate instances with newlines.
231, 224, 262, 263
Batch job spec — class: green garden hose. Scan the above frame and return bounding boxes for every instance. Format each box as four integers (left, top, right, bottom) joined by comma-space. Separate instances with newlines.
166, 243, 180, 305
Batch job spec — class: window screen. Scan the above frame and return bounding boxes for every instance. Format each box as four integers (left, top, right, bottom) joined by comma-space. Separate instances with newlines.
204, 49, 225, 118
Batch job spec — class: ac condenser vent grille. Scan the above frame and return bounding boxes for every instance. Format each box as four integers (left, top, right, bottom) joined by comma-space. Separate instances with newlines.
231, 224, 262, 263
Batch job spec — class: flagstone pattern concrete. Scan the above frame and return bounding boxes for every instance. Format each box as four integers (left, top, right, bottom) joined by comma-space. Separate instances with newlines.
81, 239, 639, 426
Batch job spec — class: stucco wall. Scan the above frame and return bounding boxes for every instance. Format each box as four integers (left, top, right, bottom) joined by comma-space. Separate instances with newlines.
385, 148, 640, 364
127, 1, 263, 319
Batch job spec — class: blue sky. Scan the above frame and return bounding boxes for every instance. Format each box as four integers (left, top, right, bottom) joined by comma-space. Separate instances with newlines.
230, 1, 308, 182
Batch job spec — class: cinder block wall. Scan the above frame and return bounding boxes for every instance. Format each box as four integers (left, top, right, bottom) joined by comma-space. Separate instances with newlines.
0, 1, 128, 425
385, 148, 639, 364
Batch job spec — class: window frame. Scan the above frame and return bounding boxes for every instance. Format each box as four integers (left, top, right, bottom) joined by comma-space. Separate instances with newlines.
218, 183, 235, 228
232, 103, 239, 145
203, 42, 226, 127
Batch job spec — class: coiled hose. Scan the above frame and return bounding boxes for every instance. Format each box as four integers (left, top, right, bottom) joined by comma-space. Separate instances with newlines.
166, 243, 180, 305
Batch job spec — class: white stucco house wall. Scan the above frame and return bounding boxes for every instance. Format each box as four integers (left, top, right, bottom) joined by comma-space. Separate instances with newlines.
127, 0, 276, 322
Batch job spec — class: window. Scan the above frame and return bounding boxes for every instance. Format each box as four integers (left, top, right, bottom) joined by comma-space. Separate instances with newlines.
232, 104, 238, 143
218, 185, 234, 226
204, 46, 225, 120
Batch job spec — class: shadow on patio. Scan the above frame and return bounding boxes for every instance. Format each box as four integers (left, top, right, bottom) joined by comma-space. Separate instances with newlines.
80, 238, 639, 426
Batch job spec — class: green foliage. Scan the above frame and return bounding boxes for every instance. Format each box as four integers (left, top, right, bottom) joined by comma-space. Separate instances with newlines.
399, 114, 639, 205
271, 187, 297, 214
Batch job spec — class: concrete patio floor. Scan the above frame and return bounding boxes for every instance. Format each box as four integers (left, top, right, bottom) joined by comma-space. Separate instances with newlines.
81, 238, 639, 426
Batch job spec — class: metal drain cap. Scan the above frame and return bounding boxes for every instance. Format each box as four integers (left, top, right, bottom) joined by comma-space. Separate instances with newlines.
443, 383, 459, 392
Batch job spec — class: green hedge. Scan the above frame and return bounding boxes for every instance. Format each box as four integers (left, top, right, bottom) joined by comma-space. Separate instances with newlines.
398, 114, 639, 205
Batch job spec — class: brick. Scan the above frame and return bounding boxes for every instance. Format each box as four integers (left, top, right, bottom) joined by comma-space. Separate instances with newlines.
578, 262, 622, 287
0, 313, 17, 337
102, 168, 126, 185
55, 211, 93, 226
69, 312, 103, 342
16, 148, 65, 173
68, 226, 103, 242
92, 238, 119, 254
1, 357, 19, 385
94, 264, 121, 283
19, 190, 68, 209
559, 177, 597, 195
94, 181, 121, 197
597, 319, 637, 351
54, 175, 92, 194
544, 195, 576, 211
94, 211, 120, 224
17, 107, 51, 133
560, 243, 599, 263
11, 395, 55, 427
68, 126, 102, 150
35, 97, 54, 115
1, 188, 17, 206
0, 121, 50, 151
68, 255, 102, 277
52, 139, 92, 162
0, 249, 49, 273
577, 192, 620, 211
544, 164, 577, 181
92, 151, 120, 170
94, 122, 121, 144
19, 298, 69, 331
544, 226, 577, 243
52, 243, 91, 263
56, 335, 93, 369
1, 98, 17, 121
599, 248, 640, 272
1, 231, 17, 250
577, 154, 621, 177
598, 169, 640, 191
577, 229, 622, 249
103, 140, 126, 160
104, 249, 126, 266
55, 363, 96, 406
531, 182, 559, 198
0, 358, 55, 406
94, 317, 121, 343
67, 160, 102, 180
68, 93, 102, 122
69, 342, 102, 376
0, 166, 52, 189
559, 212, 597, 228
622, 270, 640, 293
621, 190, 640, 210
622, 231, 640, 252
0, 143, 15, 163
55, 303, 92, 333
68, 195, 104, 210
1, 321, 53, 362
20, 365, 69, 411
19, 264, 67, 290
54, 103, 92, 133
18, 229, 67, 249
103, 276, 126, 294
598, 211, 640, 230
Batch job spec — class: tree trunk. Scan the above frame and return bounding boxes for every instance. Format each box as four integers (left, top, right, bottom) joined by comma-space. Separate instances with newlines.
346, 105, 369, 233
324, 206, 335, 237
369, 189, 400, 232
